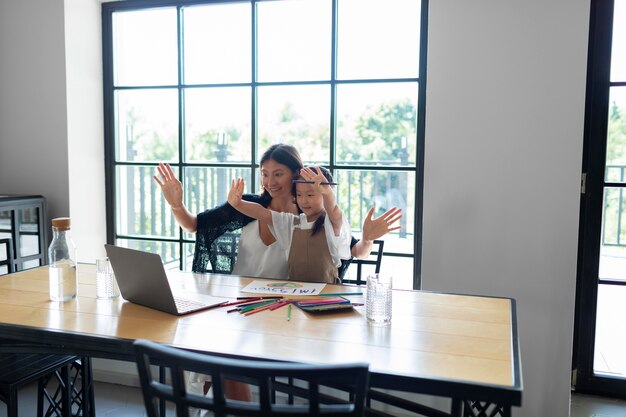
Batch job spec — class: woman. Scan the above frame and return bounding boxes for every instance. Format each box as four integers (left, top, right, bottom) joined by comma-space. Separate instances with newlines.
154, 144, 402, 278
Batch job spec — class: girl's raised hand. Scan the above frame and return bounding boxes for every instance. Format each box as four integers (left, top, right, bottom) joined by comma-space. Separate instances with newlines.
362, 207, 402, 242
153, 163, 184, 209
227, 178, 245, 208
300, 166, 332, 194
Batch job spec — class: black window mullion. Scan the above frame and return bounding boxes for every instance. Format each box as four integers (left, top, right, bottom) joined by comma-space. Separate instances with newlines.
329, 0, 338, 171
251, 0, 258, 192
177, 4, 185, 269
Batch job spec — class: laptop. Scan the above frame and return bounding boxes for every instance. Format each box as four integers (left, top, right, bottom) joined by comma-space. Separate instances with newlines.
104, 244, 229, 315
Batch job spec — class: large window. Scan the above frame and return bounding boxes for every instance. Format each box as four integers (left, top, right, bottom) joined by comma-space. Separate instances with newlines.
102, 0, 427, 289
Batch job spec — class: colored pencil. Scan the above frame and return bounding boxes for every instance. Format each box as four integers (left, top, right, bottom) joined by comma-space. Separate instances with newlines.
269, 301, 290, 311
243, 301, 279, 316
221, 298, 263, 307
239, 300, 277, 314
287, 304, 292, 321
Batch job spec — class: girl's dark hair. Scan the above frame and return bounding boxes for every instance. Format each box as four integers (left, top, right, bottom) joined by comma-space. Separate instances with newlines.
259, 144, 304, 199
305, 166, 334, 236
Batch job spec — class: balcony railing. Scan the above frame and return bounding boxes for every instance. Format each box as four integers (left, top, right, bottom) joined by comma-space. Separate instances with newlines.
603, 165, 626, 248
118, 162, 412, 264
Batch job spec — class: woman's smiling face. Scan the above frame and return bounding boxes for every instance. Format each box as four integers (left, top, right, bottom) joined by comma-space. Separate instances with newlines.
260, 159, 295, 200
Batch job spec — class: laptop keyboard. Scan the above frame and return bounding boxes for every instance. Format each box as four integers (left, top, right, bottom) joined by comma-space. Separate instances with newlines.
174, 297, 207, 313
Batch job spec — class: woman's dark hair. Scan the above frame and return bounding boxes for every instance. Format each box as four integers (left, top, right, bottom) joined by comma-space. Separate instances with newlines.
259, 144, 304, 199
304, 166, 334, 236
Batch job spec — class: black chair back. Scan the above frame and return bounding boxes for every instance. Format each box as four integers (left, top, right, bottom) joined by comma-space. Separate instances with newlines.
0, 238, 13, 275
341, 240, 384, 285
134, 339, 369, 417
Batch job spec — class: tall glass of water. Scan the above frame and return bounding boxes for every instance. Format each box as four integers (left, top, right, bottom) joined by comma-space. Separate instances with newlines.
96, 257, 120, 299
366, 273, 392, 324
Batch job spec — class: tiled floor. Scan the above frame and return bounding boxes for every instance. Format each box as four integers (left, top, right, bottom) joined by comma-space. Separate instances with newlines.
571, 393, 626, 417
1, 381, 626, 417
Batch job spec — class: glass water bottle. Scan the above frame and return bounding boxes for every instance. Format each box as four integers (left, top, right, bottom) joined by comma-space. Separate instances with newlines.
48, 217, 77, 301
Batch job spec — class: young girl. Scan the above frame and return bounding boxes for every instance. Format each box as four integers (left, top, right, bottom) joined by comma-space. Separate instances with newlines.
227, 166, 351, 284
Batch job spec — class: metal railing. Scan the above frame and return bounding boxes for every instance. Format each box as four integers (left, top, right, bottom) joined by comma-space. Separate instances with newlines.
603, 165, 626, 247
119, 162, 412, 263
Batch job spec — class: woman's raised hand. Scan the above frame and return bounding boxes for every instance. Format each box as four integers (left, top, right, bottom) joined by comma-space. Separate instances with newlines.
362, 207, 402, 242
227, 178, 245, 208
153, 163, 184, 209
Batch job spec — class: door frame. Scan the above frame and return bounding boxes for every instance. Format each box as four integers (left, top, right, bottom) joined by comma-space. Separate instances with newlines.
574, 0, 626, 398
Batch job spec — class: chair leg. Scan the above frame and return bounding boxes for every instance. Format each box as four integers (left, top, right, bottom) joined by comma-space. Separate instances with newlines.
82, 357, 96, 417
8, 387, 19, 417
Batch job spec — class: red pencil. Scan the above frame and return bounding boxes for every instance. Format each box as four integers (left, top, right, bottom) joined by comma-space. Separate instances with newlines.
221, 298, 262, 307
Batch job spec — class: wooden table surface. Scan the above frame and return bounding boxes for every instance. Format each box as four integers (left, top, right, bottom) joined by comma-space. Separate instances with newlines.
0, 264, 522, 406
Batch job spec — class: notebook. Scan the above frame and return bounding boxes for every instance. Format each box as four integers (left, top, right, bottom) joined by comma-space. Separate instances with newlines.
104, 244, 229, 315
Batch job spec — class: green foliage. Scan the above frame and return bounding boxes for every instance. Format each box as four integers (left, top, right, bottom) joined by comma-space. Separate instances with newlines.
607, 100, 626, 167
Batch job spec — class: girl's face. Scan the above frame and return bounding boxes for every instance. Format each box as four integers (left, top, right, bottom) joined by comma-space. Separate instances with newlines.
295, 183, 325, 219
261, 159, 294, 199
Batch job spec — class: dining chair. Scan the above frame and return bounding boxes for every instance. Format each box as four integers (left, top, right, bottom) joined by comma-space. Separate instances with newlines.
134, 339, 370, 417
207, 231, 241, 274
340, 240, 385, 285
0, 238, 95, 417
0, 238, 13, 276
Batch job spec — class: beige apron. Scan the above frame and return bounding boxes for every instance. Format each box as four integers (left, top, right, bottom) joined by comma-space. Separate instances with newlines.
288, 225, 339, 284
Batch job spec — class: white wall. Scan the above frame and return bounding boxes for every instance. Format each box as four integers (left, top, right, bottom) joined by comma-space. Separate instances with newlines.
0, 0, 592, 415
64, 0, 107, 261
0, 0, 70, 222
0, 0, 106, 260
423, 1, 589, 416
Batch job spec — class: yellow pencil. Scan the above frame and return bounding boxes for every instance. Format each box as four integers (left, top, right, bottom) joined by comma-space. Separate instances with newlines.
287, 304, 292, 321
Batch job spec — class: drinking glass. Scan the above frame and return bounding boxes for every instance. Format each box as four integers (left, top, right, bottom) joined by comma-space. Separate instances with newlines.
96, 257, 120, 299
366, 273, 392, 324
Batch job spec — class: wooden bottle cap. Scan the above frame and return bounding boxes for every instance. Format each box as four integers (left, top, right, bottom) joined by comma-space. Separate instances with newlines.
51, 217, 71, 231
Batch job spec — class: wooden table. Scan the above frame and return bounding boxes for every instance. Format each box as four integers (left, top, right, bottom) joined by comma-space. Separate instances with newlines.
0, 265, 522, 416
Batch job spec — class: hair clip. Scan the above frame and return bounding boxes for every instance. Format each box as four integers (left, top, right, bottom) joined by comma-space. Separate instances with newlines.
292, 180, 337, 186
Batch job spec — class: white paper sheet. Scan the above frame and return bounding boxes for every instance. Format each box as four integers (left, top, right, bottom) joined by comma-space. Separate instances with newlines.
240, 280, 326, 295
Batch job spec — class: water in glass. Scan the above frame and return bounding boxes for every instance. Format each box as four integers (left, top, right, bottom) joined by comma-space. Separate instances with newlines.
366, 273, 392, 324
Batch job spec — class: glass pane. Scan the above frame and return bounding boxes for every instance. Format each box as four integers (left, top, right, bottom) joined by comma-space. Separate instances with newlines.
594, 284, 626, 378
0, 243, 7, 261
382, 256, 413, 290
336, 83, 417, 166
183, 243, 195, 272
116, 238, 180, 268
600, 187, 626, 281
0, 265, 7, 275
337, 0, 420, 80
116, 165, 180, 239
115, 89, 178, 163
606, 87, 626, 183
112, 8, 178, 86
257, 0, 331, 82
257, 85, 330, 164
183, 166, 252, 241
334, 169, 414, 255
19, 207, 39, 257
184, 87, 252, 163
611, 0, 626, 82
0, 210, 11, 237
21, 259, 40, 270
183, 3, 251, 84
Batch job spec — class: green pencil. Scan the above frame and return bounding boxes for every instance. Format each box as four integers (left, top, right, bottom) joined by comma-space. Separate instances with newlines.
287, 304, 292, 321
